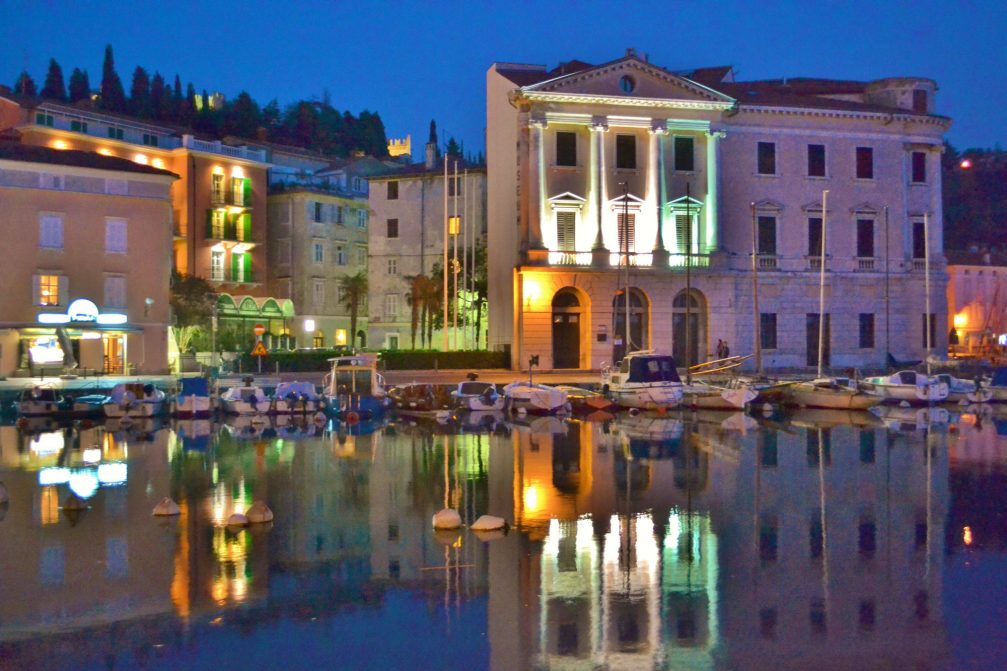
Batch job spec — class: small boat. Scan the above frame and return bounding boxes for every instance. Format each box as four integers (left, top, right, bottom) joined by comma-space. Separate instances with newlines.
601, 351, 683, 409
682, 382, 757, 410
503, 381, 569, 415
555, 385, 619, 415
785, 377, 881, 410
173, 377, 213, 418
103, 383, 166, 418
219, 383, 270, 415
934, 373, 992, 404
324, 354, 391, 419
451, 380, 505, 411
273, 381, 324, 414
15, 386, 105, 419
389, 383, 453, 415
738, 378, 795, 405
861, 370, 949, 404
985, 368, 1007, 402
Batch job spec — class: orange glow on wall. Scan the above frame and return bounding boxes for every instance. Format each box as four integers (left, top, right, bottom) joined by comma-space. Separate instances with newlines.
51, 140, 68, 150
964, 525, 973, 546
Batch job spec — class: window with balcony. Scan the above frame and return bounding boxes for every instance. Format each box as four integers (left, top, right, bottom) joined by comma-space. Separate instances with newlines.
911, 151, 927, 183
231, 177, 245, 205
674, 136, 694, 172
231, 252, 250, 282
616, 134, 636, 169
208, 209, 226, 239
387, 180, 399, 200
808, 217, 823, 257
556, 131, 577, 167
104, 276, 126, 308
912, 220, 926, 259
387, 218, 399, 238
757, 142, 776, 175
856, 147, 874, 179
211, 173, 225, 203
36, 274, 60, 306
105, 217, 127, 253
617, 212, 635, 253
807, 144, 826, 177
210, 251, 224, 281
39, 214, 63, 250
556, 211, 576, 253
857, 219, 874, 259
674, 212, 700, 255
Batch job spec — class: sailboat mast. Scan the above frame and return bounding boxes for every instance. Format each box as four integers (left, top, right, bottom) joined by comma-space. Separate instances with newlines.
924, 211, 932, 376
442, 154, 449, 351
686, 182, 692, 385
751, 202, 762, 375
885, 206, 891, 362
623, 182, 631, 358
817, 190, 829, 379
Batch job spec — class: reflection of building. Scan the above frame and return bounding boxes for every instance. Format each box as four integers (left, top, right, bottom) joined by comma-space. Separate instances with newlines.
0, 142, 176, 375
489, 415, 949, 670
487, 52, 949, 370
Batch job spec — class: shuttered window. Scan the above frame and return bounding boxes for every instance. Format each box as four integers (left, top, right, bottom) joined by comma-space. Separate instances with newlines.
556, 212, 576, 252
104, 276, 127, 308
105, 217, 127, 253
39, 214, 64, 250
675, 213, 694, 253
617, 213, 635, 253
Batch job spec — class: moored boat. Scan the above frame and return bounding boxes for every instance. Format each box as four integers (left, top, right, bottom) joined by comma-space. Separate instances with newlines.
172, 377, 213, 418
503, 382, 569, 415
219, 383, 270, 415
861, 370, 948, 404
555, 385, 619, 415
984, 368, 1007, 402
934, 373, 992, 404
103, 383, 166, 418
682, 382, 756, 410
785, 377, 881, 410
450, 380, 505, 411
389, 383, 452, 416
601, 351, 683, 410
324, 354, 390, 419
15, 386, 106, 419
273, 381, 324, 414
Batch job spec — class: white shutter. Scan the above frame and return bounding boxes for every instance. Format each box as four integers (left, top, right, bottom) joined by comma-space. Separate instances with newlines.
556, 212, 576, 252
617, 213, 635, 253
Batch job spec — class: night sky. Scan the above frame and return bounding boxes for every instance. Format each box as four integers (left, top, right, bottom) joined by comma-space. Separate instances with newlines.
1, 0, 1004, 154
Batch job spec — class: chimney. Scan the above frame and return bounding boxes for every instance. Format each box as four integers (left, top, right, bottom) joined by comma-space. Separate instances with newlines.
425, 141, 436, 169
626, 47, 636, 58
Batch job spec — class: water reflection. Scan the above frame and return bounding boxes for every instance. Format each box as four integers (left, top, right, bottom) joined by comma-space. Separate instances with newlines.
0, 410, 975, 669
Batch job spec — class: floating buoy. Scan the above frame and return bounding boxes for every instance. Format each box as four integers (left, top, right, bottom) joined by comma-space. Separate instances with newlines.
432, 508, 462, 530
345, 410, 360, 424
226, 512, 249, 527
246, 501, 274, 524
628, 407, 640, 416
152, 497, 180, 516
470, 515, 507, 532
0, 482, 8, 504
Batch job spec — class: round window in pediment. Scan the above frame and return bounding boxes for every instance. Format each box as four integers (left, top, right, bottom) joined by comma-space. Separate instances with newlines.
619, 75, 636, 94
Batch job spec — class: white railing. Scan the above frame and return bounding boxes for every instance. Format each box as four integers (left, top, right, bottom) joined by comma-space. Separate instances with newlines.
912, 259, 927, 271
758, 255, 778, 270
857, 257, 876, 271
182, 135, 267, 162
808, 257, 826, 271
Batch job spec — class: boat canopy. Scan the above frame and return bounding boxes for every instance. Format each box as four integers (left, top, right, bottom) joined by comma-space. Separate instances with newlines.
458, 382, 495, 396
180, 377, 209, 397
276, 381, 319, 399
627, 355, 682, 384
992, 368, 1007, 387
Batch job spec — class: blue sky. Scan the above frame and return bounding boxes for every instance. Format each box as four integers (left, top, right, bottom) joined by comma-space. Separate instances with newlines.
1, 0, 1003, 154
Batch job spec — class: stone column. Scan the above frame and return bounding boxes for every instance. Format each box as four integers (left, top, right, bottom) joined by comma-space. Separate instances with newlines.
705, 130, 726, 252
527, 116, 548, 264
651, 121, 669, 267
590, 117, 609, 267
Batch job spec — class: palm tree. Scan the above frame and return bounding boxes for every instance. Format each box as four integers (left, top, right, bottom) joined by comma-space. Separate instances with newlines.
405, 274, 426, 350
419, 277, 442, 349
338, 271, 368, 351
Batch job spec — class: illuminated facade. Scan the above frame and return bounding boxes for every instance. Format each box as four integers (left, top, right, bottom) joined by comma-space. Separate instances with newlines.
487, 52, 951, 370
0, 143, 175, 375
945, 251, 1007, 354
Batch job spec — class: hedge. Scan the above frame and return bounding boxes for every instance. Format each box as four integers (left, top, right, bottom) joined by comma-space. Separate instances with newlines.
234, 349, 507, 372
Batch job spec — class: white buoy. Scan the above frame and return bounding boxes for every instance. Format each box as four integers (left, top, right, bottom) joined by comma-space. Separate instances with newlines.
152, 497, 181, 516
246, 501, 274, 524
227, 512, 249, 527
470, 515, 507, 532
0, 481, 8, 504
432, 508, 462, 530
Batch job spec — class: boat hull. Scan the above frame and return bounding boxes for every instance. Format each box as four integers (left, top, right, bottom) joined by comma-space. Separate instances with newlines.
787, 384, 881, 410
172, 395, 212, 418
103, 400, 164, 418
682, 386, 755, 410
607, 383, 682, 410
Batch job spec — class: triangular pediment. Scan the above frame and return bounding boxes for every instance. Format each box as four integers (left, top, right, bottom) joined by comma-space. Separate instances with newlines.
753, 199, 784, 212
549, 191, 586, 204
850, 202, 880, 215
524, 56, 734, 104
608, 193, 646, 209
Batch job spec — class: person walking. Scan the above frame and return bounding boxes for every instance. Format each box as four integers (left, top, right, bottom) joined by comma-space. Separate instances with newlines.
716, 339, 725, 360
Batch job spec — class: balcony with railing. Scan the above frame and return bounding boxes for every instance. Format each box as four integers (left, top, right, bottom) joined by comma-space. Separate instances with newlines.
205, 266, 257, 285
205, 212, 255, 246
183, 135, 267, 162
856, 257, 876, 271
544, 249, 710, 269
757, 255, 779, 270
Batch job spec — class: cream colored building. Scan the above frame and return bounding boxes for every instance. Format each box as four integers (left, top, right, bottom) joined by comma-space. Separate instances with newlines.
0, 142, 176, 375
945, 251, 1007, 355
487, 52, 950, 370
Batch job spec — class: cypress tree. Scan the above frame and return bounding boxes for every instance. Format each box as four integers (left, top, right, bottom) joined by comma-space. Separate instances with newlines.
128, 66, 151, 117
150, 72, 167, 120
40, 59, 66, 101
14, 71, 37, 97
68, 68, 90, 103
99, 44, 127, 113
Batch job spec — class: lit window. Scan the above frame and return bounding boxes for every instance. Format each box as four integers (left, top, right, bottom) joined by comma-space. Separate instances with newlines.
231, 177, 245, 205
448, 216, 461, 236
211, 173, 225, 203
335, 329, 348, 346
210, 251, 224, 281
37, 275, 60, 306
209, 210, 226, 238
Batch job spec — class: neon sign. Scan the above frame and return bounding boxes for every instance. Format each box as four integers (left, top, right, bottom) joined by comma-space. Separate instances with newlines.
37, 298, 128, 326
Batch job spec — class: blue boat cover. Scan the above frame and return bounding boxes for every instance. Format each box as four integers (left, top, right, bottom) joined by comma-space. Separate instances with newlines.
628, 356, 682, 384
180, 378, 209, 396
992, 368, 1007, 388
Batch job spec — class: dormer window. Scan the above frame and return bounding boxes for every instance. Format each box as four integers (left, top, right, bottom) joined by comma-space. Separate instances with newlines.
619, 75, 636, 94
912, 89, 928, 114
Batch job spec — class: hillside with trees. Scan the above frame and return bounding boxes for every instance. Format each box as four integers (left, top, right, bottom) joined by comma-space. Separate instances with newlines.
943, 144, 1007, 252
9, 45, 389, 157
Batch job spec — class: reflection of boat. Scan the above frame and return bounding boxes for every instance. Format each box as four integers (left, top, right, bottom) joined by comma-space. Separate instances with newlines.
601, 351, 683, 409
934, 373, 992, 404
786, 377, 881, 410
172, 377, 213, 418
788, 407, 885, 429
104, 417, 164, 440
682, 382, 756, 410
508, 415, 568, 434
273, 414, 320, 439
451, 380, 505, 411
503, 382, 569, 415
870, 404, 949, 430
984, 368, 1007, 402
222, 415, 271, 439
103, 383, 166, 418
324, 355, 390, 419
173, 418, 212, 450
555, 385, 619, 414
615, 414, 684, 441
862, 371, 948, 404
458, 410, 506, 432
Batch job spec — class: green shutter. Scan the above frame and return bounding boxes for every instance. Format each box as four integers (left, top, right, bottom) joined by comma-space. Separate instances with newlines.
242, 214, 252, 241
243, 178, 252, 206
205, 209, 213, 238
231, 253, 240, 281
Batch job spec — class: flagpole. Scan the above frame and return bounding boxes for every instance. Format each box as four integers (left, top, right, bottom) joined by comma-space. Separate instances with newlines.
924, 211, 931, 376
442, 154, 449, 352
817, 190, 829, 378
452, 160, 460, 351
462, 168, 469, 350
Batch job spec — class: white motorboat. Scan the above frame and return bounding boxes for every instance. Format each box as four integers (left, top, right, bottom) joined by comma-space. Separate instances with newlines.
934, 373, 992, 404
15, 386, 105, 418
503, 381, 569, 415
451, 380, 505, 411
103, 383, 166, 418
786, 377, 882, 410
172, 377, 213, 418
682, 382, 756, 410
861, 370, 949, 404
601, 351, 683, 410
274, 381, 324, 414
220, 384, 270, 415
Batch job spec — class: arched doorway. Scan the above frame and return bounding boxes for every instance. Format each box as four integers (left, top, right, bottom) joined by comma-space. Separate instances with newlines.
612, 288, 648, 363
552, 289, 583, 369
672, 290, 707, 367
